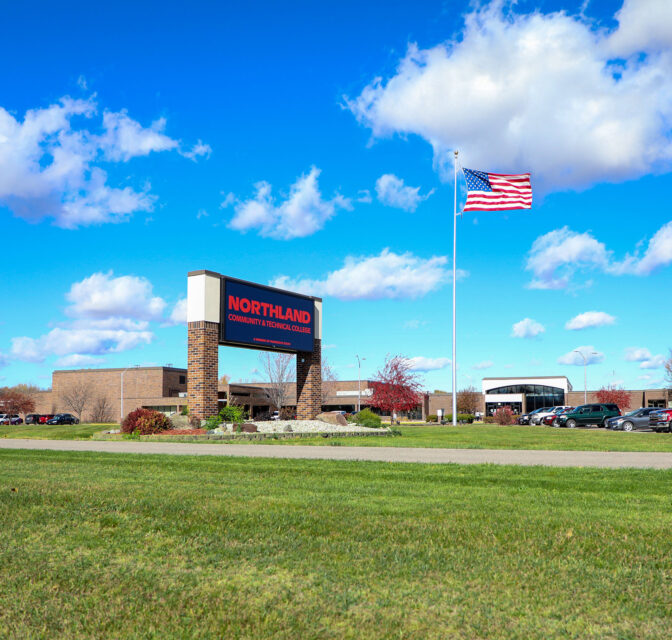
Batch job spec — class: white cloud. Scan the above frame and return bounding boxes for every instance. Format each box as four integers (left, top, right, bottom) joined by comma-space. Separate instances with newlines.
405, 356, 450, 371
375, 174, 434, 211
565, 311, 616, 330
11, 328, 153, 363
99, 111, 179, 161
472, 360, 493, 370
526, 227, 610, 289
167, 298, 187, 326
640, 354, 666, 369
270, 248, 463, 300
404, 319, 428, 329
557, 346, 604, 366
511, 318, 545, 339
226, 167, 351, 239
608, 0, 672, 56
346, 2, 672, 192
54, 354, 106, 368
0, 96, 206, 227
66, 271, 166, 322
181, 140, 212, 161
624, 347, 652, 362
526, 222, 672, 288
612, 221, 672, 275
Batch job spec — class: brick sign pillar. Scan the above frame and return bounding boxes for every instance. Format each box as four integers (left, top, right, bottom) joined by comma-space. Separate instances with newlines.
296, 338, 322, 419
187, 271, 221, 422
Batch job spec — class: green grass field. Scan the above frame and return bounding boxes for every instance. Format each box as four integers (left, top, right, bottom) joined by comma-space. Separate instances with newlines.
1, 449, 671, 639
4, 422, 672, 452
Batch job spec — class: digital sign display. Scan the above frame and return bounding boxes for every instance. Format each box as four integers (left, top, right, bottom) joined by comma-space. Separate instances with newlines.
220, 278, 315, 353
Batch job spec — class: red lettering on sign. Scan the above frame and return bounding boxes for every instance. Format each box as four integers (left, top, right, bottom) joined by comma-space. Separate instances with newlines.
251, 300, 261, 315
228, 295, 240, 311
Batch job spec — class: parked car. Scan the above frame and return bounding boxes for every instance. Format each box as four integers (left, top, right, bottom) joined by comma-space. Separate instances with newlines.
45, 413, 79, 425
606, 407, 659, 431
543, 407, 575, 427
530, 406, 572, 425
650, 408, 672, 433
39, 414, 55, 424
25, 414, 42, 425
557, 403, 621, 428
0, 414, 23, 425
518, 408, 550, 425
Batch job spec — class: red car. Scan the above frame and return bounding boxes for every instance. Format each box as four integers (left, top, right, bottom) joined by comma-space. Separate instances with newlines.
39, 414, 55, 424
543, 407, 575, 427
650, 408, 672, 433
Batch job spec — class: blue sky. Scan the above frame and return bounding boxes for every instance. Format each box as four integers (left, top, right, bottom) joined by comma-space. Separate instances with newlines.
1, 0, 671, 392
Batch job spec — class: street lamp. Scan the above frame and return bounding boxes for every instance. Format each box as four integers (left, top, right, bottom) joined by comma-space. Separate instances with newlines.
120, 365, 139, 424
574, 350, 598, 404
355, 355, 366, 413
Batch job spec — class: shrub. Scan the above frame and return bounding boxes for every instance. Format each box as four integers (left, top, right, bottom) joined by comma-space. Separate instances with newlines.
279, 407, 295, 420
220, 405, 246, 424
180, 406, 189, 416
204, 415, 221, 430
494, 407, 515, 425
426, 414, 438, 423
121, 408, 172, 435
483, 416, 496, 424
355, 408, 383, 428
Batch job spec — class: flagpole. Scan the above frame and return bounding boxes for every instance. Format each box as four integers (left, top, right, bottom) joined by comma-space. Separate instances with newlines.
452, 150, 458, 427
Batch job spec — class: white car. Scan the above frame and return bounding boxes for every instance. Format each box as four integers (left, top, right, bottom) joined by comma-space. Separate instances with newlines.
530, 406, 571, 425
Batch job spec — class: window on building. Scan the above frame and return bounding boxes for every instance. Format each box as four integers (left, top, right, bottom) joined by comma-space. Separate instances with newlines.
648, 400, 665, 408
179, 375, 186, 385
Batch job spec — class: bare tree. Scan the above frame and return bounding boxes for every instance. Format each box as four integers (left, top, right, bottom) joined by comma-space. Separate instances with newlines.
457, 385, 480, 414
259, 352, 295, 411
60, 381, 93, 422
90, 395, 114, 423
0, 389, 35, 420
321, 357, 338, 405
665, 349, 672, 403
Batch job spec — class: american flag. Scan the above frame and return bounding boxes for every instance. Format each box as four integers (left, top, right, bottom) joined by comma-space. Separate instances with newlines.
462, 168, 532, 212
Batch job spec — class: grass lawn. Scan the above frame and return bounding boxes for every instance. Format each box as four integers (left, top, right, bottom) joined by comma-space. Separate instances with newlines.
0, 423, 105, 440
4, 423, 672, 453
249, 425, 672, 453
0, 450, 671, 639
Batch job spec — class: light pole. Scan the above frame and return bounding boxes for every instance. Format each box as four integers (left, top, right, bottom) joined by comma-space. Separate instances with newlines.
574, 350, 598, 404
356, 355, 365, 413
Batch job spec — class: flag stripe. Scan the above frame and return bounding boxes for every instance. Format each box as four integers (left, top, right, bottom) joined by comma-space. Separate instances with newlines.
463, 168, 532, 213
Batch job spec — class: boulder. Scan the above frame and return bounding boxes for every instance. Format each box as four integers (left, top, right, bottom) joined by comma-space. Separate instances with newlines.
170, 415, 191, 430
241, 423, 258, 433
316, 412, 347, 427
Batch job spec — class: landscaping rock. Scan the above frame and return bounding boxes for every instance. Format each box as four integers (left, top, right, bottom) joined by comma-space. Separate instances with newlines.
241, 423, 258, 433
169, 415, 191, 430
316, 412, 348, 427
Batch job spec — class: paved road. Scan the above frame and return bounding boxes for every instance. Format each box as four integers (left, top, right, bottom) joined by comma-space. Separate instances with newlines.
2, 438, 672, 469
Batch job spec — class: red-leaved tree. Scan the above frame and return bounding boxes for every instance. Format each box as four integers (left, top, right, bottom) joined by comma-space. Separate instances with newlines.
0, 389, 35, 419
369, 355, 424, 424
595, 385, 631, 412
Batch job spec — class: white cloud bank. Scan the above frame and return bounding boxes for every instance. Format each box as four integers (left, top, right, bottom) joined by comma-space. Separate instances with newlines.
557, 346, 605, 366
270, 248, 464, 300
375, 174, 434, 211
526, 222, 672, 288
9, 271, 183, 365
346, 0, 672, 192
511, 318, 545, 339
0, 96, 208, 228
225, 167, 351, 239
405, 356, 450, 371
565, 311, 616, 331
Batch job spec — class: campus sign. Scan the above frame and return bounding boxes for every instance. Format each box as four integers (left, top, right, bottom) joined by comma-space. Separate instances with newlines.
220, 278, 316, 353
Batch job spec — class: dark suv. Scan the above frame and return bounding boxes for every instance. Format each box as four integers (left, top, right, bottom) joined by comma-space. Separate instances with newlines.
46, 413, 79, 425
25, 414, 42, 425
557, 404, 620, 428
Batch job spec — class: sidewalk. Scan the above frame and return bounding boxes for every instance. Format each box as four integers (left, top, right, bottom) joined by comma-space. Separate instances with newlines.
2, 438, 672, 468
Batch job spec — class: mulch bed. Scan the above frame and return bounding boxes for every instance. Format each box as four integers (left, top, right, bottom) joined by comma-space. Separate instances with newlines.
164, 429, 207, 435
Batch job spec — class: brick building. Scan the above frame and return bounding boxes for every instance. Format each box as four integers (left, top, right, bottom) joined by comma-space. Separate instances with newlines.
32, 367, 189, 423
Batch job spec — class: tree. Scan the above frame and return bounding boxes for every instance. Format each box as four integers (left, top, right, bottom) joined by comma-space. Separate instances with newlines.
258, 352, 295, 411
665, 349, 672, 401
90, 395, 114, 423
596, 385, 631, 412
60, 381, 93, 422
0, 389, 35, 418
321, 357, 338, 405
369, 355, 424, 424
457, 385, 480, 414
